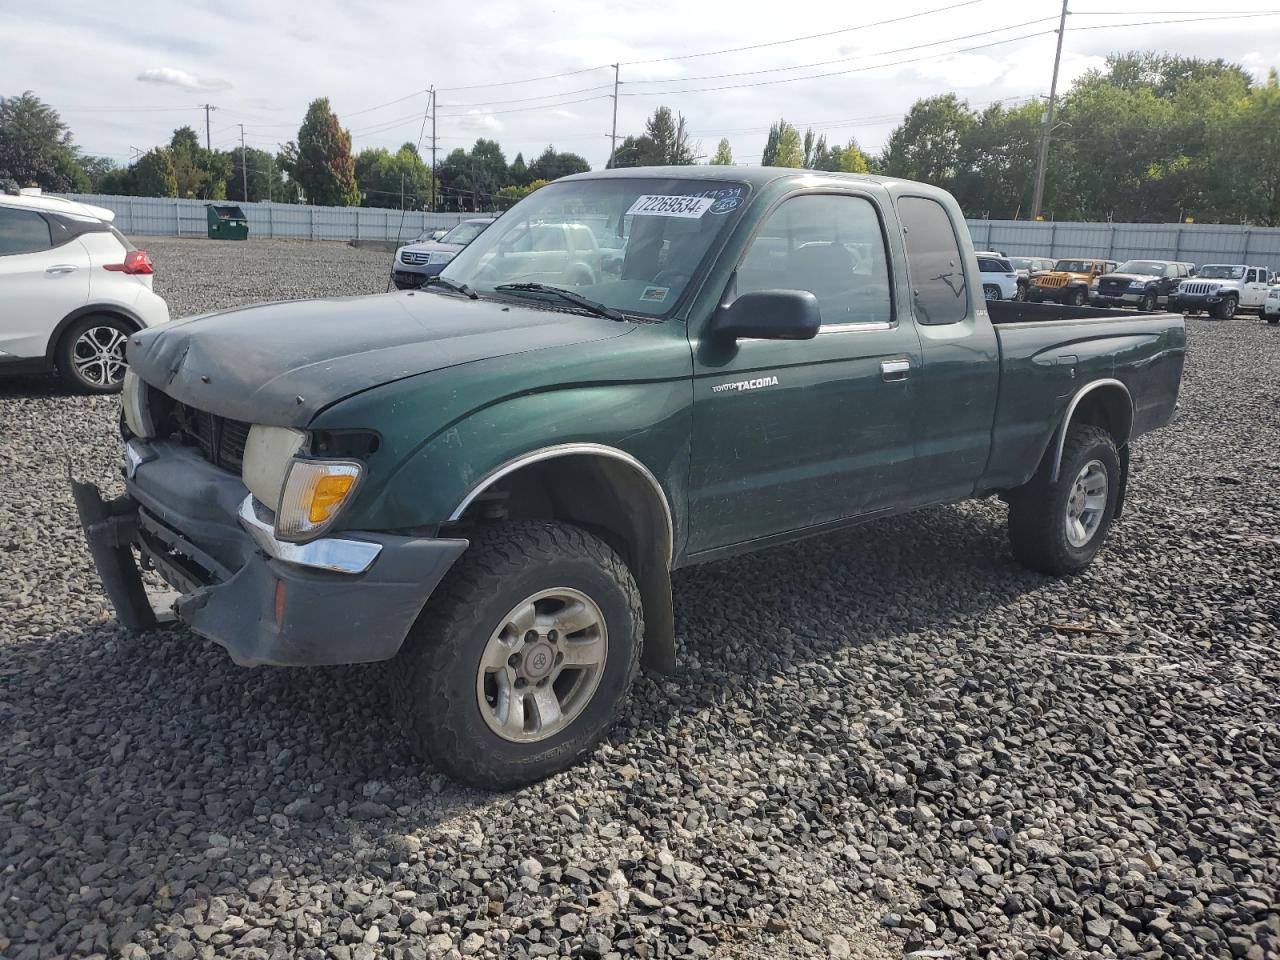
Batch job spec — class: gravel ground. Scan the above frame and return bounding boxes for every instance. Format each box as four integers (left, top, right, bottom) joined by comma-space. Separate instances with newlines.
2, 237, 1278, 960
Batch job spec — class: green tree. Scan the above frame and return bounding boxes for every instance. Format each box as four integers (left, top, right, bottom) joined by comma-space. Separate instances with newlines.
436, 139, 507, 210
810, 137, 871, 173
1215, 69, 1280, 224
527, 146, 590, 182
509, 152, 529, 186
282, 98, 359, 206
226, 145, 289, 203
951, 101, 1042, 218
496, 178, 550, 209
643, 106, 697, 164
355, 143, 434, 208
710, 138, 733, 165
879, 94, 975, 191
77, 155, 117, 192
133, 148, 177, 197
0, 91, 87, 191
761, 119, 804, 167
609, 134, 663, 168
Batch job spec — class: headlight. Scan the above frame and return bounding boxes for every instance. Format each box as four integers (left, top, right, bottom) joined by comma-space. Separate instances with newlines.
121, 370, 154, 438
274, 459, 363, 541
1129, 281, 1145, 289
1090, 280, 1099, 291
242, 425, 307, 507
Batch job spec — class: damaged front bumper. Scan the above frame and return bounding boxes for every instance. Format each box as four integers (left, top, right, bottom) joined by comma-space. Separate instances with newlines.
72, 440, 468, 666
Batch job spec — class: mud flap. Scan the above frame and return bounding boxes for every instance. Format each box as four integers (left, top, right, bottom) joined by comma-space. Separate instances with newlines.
1113, 444, 1130, 519
69, 477, 160, 632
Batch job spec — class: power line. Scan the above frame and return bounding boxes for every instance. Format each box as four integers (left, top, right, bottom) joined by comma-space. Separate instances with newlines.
620, 0, 987, 65
621, 16, 1060, 88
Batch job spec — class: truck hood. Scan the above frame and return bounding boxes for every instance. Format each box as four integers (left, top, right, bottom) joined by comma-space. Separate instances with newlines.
127, 291, 632, 426
396, 240, 465, 256
1101, 273, 1160, 283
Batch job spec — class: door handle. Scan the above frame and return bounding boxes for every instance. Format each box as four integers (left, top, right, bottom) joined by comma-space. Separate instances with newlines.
881, 358, 911, 382
45, 264, 78, 275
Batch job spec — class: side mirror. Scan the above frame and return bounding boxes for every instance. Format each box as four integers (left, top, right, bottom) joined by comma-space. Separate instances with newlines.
711, 289, 822, 341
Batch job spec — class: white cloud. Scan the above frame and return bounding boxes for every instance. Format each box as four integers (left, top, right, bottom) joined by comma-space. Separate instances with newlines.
137, 67, 231, 93
456, 110, 504, 134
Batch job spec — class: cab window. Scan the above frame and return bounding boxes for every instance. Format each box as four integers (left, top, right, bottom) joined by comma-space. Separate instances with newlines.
737, 193, 893, 326
897, 195, 966, 326
0, 207, 53, 256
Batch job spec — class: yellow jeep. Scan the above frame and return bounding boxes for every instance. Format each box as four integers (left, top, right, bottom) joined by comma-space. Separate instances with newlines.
1028, 258, 1116, 306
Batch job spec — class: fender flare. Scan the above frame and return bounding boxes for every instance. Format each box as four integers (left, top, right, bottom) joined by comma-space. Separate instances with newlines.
1050, 378, 1134, 482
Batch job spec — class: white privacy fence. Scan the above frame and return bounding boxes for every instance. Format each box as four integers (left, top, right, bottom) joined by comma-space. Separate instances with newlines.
55, 193, 1280, 263
56, 194, 493, 241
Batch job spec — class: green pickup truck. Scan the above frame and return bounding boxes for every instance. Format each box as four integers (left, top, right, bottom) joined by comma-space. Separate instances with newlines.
73, 168, 1185, 788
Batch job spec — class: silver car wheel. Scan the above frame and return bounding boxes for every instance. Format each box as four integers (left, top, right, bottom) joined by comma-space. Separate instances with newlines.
1065, 459, 1108, 547
476, 587, 607, 743
72, 326, 128, 387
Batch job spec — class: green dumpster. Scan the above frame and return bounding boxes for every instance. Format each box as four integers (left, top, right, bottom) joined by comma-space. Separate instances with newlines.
206, 204, 249, 240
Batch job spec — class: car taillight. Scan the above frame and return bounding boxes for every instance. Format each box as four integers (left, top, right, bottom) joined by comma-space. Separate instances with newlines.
104, 250, 154, 275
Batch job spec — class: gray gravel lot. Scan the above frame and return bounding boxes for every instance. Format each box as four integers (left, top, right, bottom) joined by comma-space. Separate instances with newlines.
2, 237, 1278, 960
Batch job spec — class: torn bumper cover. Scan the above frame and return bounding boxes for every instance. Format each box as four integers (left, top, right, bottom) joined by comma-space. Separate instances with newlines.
71, 441, 468, 667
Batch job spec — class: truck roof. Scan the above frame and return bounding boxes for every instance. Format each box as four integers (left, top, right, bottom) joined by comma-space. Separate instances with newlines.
559, 165, 950, 198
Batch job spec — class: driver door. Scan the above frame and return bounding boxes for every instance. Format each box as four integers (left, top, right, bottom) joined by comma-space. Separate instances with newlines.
687, 190, 922, 554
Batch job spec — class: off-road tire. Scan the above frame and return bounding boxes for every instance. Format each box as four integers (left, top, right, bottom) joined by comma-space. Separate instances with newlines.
57, 314, 132, 394
1267, 314, 1279, 325
389, 520, 643, 789
1007, 424, 1121, 576
1214, 296, 1238, 320
1067, 287, 1087, 307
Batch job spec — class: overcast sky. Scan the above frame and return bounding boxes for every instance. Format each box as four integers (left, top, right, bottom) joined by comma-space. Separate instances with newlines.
4, 0, 1280, 172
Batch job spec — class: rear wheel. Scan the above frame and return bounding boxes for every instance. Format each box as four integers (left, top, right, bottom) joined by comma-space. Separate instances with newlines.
58, 314, 132, 394
1214, 296, 1238, 320
1007, 424, 1121, 576
983, 284, 1001, 301
389, 521, 643, 789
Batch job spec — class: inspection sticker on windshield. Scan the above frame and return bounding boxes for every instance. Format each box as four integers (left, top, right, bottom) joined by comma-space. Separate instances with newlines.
640, 285, 670, 303
627, 195, 715, 218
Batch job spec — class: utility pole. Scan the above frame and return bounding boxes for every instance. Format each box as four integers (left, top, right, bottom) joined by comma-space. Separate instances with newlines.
430, 87, 438, 213
608, 64, 620, 169
1031, 0, 1069, 220
267, 155, 273, 203
400, 171, 405, 210
203, 104, 217, 151
239, 124, 248, 202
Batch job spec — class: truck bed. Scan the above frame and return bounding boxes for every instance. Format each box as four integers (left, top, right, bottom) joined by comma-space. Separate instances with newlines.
982, 301, 1186, 491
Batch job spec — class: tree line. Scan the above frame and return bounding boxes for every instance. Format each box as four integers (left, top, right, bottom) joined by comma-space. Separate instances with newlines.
2, 51, 1278, 224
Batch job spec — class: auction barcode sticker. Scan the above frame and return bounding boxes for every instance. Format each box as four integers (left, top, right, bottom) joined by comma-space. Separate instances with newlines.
626, 195, 715, 218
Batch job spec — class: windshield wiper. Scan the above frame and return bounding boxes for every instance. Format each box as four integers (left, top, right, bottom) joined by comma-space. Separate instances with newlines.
494, 282, 625, 321
422, 275, 478, 299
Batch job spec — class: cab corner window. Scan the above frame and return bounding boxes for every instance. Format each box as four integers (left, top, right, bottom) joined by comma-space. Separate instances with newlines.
897, 196, 967, 326
0, 208, 53, 256
735, 193, 893, 327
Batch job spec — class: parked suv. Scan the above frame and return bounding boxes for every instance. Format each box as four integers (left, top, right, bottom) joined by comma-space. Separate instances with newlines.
1169, 264, 1272, 320
1007, 256, 1056, 301
1092, 260, 1194, 312
977, 254, 1018, 301
0, 192, 169, 392
1028, 258, 1117, 306
1264, 281, 1280, 324
393, 218, 496, 289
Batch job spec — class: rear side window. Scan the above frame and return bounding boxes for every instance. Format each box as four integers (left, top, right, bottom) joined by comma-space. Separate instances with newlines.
0, 207, 53, 255
898, 196, 967, 325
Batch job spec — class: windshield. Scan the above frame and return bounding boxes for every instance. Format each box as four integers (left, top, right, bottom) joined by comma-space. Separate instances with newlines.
1115, 260, 1164, 276
441, 177, 749, 317
1054, 260, 1094, 273
1009, 257, 1031, 270
442, 220, 490, 245
1197, 264, 1245, 279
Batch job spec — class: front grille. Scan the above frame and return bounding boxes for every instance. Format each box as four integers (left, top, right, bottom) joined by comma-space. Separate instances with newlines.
401, 250, 430, 265
172, 400, 251, 472
1037, 275, 1068, 288
1099, 278, 1131, 294
1181, 282, 1214, 296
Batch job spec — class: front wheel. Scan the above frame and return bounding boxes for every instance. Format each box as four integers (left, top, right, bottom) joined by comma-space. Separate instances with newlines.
1067, 288, 1087, 307
1267, 314, 1279, 325
983, 284, 1001, 302
1141, 290, 1158, 312
1007, 424, 1121, 576
390, 521, 643, 789
1214, 297, 1238, 320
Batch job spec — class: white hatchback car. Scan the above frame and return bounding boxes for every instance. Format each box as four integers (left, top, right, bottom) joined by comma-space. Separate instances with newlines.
976, 254, 1019, 301
0, 192, 169, 393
